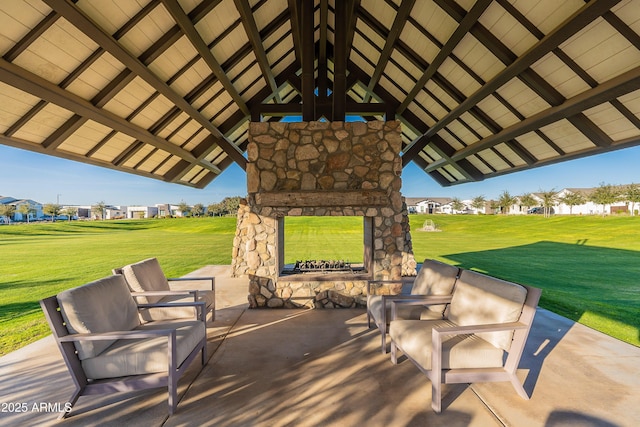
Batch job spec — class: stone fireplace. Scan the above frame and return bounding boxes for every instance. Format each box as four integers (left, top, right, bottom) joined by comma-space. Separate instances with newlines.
231, 120, 416, 308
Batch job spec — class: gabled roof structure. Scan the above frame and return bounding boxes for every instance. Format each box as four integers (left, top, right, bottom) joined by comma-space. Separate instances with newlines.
1, 0, 639, 189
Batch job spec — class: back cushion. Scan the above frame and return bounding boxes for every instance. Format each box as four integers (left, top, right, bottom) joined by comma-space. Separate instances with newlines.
57, 275, 140, 359
122, 258, 170, 304
410, 259, 460, 316
448, 270, 527, 350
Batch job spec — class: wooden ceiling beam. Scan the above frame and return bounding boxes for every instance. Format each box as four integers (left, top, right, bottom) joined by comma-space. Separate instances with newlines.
301, 0, 315, 121
44, 0, 247, 169
398, 0, 491, 113
364, 0, 416, 103
451, 64, 640, 161
333, 0, 347, 120
0, 58, 210, 168
233, 0, 280, 101
403, 0, 622, 161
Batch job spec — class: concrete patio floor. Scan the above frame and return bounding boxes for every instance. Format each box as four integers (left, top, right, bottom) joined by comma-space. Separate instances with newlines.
1, 265, 639, 427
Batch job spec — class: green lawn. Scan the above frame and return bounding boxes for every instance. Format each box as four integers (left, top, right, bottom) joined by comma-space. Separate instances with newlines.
0, 214, 638, 355
0, 218, 236, 355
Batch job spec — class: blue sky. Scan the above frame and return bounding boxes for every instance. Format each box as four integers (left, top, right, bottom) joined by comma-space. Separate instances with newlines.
2, 143, 640, 206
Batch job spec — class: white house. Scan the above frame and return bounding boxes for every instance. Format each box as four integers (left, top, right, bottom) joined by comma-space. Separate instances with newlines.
127, 206, 157, 219
554, 188, 629, 215
415, 198, 452, 214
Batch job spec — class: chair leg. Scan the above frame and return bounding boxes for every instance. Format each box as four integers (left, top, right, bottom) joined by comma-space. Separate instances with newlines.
390, 341, 398, 364
58, 388, 81, 420
168, 371, 177, 415
367, 310, 371, 328
380, 322, 387, 354
431, 329, 443, 413
431, 381, 442, 413
509, 372, 530, 400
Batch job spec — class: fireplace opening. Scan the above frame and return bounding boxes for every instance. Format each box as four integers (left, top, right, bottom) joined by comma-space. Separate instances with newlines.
279, 216, 372, 276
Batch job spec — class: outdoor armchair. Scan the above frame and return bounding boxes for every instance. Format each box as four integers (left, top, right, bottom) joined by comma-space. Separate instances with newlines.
114, 257, 215, 322
389, 269, 541, 412
39, 274, 207, 419
367, 259, 460, 353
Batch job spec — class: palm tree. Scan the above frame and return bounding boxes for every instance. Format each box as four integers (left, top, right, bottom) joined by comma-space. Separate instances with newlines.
92, 201, 106, 220
497, 190, 517, 214
590, 183, 619, 217
538, 189, 558, 218
471, 195, 486, 214
560, 191, 585, 215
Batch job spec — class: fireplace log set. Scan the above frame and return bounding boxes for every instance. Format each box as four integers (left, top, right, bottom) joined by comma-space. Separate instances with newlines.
293, 260, 352, 272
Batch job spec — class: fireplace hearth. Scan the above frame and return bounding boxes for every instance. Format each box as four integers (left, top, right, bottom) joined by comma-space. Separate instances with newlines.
231, 120, 417, 309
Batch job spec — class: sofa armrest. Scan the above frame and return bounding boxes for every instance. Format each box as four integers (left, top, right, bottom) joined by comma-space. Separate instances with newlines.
432, 321, 528, 337
138, 301, 206, 322
132, 290, 198, 297
390, 296, 453, 320
367, 279, 413, 295
58, 328, 176, 342
168, 276, 214, 291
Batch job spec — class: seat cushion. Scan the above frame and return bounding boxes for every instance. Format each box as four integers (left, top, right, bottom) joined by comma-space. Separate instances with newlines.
57, 275, 140, 360
81, 320, 205, 379
139, 291, 214, 322
448, 270, 527, 350
122, 258, 170, 304
389, 319, 504, 370
409, 259, 459, 316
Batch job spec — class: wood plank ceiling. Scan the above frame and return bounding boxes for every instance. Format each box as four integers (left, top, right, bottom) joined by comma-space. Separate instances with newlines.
0, 0, 639, 188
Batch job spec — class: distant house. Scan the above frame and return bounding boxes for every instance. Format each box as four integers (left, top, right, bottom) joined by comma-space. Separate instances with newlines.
127, 206, 157, 219
554, 188, 628, 215
0, 196, 43, 222
415, 198, 452, 214
105, 206, 127, 219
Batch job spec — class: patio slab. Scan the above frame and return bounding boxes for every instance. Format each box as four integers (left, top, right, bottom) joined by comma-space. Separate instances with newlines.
0, 265, 638, 426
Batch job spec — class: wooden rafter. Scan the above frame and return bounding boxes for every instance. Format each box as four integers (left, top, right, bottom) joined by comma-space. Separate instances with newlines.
402, 0, 622, 161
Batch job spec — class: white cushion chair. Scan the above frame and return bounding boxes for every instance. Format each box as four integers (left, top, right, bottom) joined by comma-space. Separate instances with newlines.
367, 259, 460, 353
40, 274, 207, 419
389, 269, 541, 412
114, 258, 215, 322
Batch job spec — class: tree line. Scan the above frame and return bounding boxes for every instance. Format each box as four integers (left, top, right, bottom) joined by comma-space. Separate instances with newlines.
0, 196, 244, 223
448, 183, 640, 217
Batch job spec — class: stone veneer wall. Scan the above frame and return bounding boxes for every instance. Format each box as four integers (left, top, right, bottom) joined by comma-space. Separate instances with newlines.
231, 120, 416, 308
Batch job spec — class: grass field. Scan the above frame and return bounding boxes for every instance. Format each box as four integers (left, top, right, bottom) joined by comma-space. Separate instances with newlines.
0, 214, 638, 355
